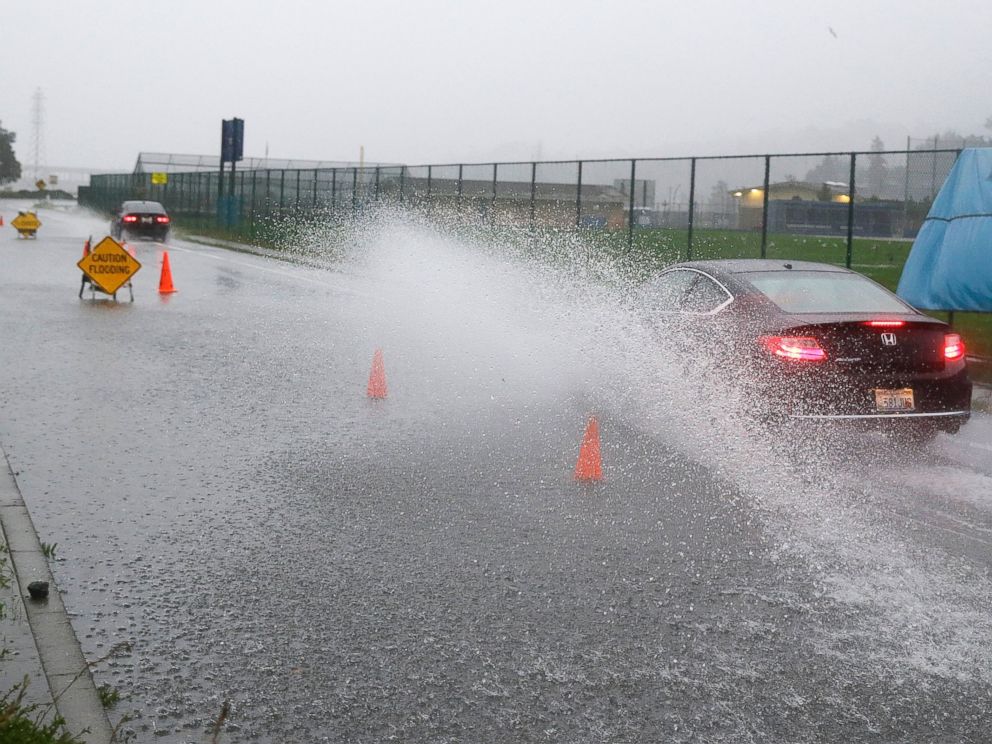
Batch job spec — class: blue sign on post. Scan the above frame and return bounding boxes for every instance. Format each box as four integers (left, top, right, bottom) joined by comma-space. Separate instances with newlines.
221, 118, 244, 163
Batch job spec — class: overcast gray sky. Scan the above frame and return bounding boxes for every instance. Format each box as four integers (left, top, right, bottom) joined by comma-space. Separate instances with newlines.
3, 0, 991, 170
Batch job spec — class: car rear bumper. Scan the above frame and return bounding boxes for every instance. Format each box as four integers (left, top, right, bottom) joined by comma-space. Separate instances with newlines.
788, 409, 970, 421
122, 226, 169, 240
756, 364, 972, 429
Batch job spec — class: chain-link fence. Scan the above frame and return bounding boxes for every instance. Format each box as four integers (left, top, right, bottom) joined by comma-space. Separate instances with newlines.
80, 147, 961, 270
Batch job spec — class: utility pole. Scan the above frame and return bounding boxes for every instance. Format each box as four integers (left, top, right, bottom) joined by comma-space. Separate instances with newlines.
30, 88, 45, 181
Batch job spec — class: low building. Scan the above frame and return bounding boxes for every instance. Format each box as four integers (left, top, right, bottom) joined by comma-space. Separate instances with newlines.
729, 180, 902, 237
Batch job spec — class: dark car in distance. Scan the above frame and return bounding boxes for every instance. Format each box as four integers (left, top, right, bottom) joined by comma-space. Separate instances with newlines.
639, 259, 972, 438
111, 200, 171, 242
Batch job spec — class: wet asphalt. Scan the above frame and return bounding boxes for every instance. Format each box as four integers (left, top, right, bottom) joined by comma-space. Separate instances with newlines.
1, 202, 992, 743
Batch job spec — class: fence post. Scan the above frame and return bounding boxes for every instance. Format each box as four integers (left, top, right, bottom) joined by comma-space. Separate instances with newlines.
575, 160, 583, 228
399, 167, 405, 204
627, 159, 637, 249
352, 167, 358, 215
491, 163, 498, 225
846, 153, 857, 268
374, 166, 381, 201
217, 159, 225, 225
529, 162, 538, 228
313, 168, 319, 208
279, 170, 286, 215
902, 137, 911, 238
930, 134, 938, 199
238, 169, 245, 225
250, 170, 257, 232
687, 157, 697, 261
456, 164, 464, 209
760, 155, 771, 258
427, 165, 433, 202
331, 169, 337, 211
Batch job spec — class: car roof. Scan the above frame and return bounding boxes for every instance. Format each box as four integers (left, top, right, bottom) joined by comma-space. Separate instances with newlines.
669, 259, 852, 275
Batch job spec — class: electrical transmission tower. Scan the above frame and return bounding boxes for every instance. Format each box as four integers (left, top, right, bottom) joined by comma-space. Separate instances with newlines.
30, 88, 45, 181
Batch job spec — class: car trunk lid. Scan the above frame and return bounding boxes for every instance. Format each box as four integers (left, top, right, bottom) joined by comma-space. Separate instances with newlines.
785, 316, 947, 373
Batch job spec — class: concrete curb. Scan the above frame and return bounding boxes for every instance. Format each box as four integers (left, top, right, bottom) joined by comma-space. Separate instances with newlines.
0, 446, 113, 743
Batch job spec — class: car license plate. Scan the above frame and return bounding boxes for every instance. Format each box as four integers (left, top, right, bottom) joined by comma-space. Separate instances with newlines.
142, 216, 152, 223
874, 388, 915, 412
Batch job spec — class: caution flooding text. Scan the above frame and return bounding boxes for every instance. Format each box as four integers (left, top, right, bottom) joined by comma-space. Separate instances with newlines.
83, 253, 132, 274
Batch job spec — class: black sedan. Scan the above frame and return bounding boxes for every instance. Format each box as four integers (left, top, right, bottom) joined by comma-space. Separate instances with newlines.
110, 200, 171, 242
639, 259, 972, 437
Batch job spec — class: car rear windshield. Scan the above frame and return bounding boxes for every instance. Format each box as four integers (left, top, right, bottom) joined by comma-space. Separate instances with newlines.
744, 270, 910, 314
122, 202, 166, 214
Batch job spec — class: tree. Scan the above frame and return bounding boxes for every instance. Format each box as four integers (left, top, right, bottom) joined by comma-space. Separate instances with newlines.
706, 180, 734, 226
804, 154, 847, 185
915, 130, 992, 149
864, 136, 888, 198
0, 122, 21, 186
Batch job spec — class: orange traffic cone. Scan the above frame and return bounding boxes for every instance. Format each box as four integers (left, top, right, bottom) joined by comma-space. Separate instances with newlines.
158, 251, 177, 294
0, 216, 4, 226
367, 349, 388, 399
124, 243, 135, 258
574, 416, 603, 481
82, 237, 91, 258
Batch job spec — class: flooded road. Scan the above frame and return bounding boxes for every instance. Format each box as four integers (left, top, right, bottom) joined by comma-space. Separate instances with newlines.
1, 201, 991, 742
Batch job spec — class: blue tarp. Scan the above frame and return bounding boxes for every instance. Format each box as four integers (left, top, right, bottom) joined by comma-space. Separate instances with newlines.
897, 148, 992, 311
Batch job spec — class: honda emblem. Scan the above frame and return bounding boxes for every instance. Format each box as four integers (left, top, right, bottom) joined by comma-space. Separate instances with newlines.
880, 332, 897, 346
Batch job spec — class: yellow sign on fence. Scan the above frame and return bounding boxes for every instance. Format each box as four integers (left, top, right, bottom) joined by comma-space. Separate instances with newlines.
77, 236, 142, 295
151, 172, 168, 185
11, 212, 41, 236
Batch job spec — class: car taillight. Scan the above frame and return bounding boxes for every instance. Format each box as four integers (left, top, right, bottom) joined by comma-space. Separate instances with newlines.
865, 320, 905, 328
122, 214, 138, 223
760, 336, 827, 362
155, 215, 170, 224
944, 333, 965, 361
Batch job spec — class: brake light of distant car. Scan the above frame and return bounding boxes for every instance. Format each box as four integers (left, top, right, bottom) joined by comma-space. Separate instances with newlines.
122, 214, 139, 223
944, 333, 965, 361
865, 320, 906, 328
155, 215, 170, 224
760, 336, 827, 362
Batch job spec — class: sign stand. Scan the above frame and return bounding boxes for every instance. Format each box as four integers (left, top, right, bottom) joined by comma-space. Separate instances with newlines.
11, 211, 42, 238
79, 273, 134, 302
77, 236, 142, 303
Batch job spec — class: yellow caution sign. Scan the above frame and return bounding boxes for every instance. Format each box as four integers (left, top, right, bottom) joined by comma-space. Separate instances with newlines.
77, 236, 142, 295
151, 172, 168, 185
11, 212, 42, 237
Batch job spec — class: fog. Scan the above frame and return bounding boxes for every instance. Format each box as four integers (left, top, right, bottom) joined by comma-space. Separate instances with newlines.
2, 0, 991, 169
